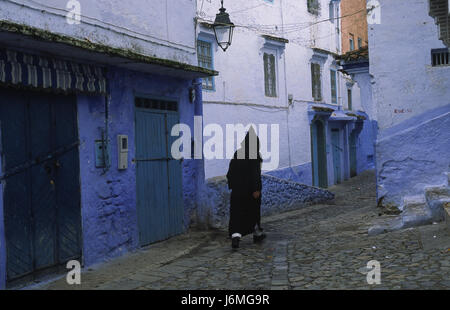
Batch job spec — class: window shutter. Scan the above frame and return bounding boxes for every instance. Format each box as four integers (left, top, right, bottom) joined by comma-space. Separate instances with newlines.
330, 70, 337, 104
316, 65, 322, 101
311, 63, 321, 101
264, 53, 269, 96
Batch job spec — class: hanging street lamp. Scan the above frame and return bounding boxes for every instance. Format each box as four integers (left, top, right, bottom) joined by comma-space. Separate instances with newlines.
213, 0, 235, 52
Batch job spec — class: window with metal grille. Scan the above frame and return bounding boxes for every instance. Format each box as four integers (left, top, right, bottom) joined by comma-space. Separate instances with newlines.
358, 38, 362, 49
264, 53, 277, 97
135, 97, 178, 111
431, 48, 449, 66
308, 0, 320, 15
330, 70, 337, 104
311, 63, 322, 101
197, 40, 215, 90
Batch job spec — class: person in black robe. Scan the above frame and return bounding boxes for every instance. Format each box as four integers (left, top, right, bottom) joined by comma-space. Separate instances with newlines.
226, 127, 266, 249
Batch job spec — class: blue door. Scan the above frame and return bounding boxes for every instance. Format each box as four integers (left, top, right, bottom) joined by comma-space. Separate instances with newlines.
331, 129, 342, 184
349, 131, 357, 177
0, 88, 82, 283
311, 120, 328, 188
135, 99, 183, 246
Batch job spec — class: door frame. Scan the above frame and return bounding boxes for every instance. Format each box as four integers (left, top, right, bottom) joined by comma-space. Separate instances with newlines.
310, 117, 328, 188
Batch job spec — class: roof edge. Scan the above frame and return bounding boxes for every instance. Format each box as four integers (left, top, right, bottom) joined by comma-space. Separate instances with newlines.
0, 20, 218, 77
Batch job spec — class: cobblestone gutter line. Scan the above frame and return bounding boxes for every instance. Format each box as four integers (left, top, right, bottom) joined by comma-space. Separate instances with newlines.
270, 240, 289, 290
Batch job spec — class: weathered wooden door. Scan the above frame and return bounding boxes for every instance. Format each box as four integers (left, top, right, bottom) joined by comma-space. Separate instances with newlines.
349, 131, 357, 178
311, 120, 328, 188
135, 101, 183, 247
0, 88, 82, 282
331, 129, 342, 184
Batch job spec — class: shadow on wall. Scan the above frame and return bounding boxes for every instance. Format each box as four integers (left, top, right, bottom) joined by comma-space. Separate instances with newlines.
195, 174, 334, 229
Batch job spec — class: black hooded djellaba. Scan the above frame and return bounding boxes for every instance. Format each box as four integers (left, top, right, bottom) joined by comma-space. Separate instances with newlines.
226, 128, 263, 237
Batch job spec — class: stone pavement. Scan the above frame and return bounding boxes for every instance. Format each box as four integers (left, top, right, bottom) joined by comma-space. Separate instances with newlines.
33, 170, 450, 290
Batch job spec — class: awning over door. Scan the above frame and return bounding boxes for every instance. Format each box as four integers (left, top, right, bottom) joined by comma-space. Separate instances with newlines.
0, 48, 107, 95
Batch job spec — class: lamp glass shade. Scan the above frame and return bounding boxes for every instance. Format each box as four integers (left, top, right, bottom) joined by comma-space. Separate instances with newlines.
213, 25, 234, 51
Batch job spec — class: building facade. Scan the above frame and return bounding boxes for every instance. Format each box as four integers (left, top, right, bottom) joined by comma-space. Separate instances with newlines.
368, 0, 450, 211
0, 0, 215, 288
341, 0, 369, 53
196, 0, 373, 188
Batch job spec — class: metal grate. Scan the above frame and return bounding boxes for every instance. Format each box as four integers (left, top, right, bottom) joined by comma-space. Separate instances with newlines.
431, 48, 450, 66
135, 97, 178, 111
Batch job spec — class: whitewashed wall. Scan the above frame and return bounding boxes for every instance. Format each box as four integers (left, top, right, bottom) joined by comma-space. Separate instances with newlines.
369, 0, 450, 130
197, 0, 356, 179
0, 0, 198, 64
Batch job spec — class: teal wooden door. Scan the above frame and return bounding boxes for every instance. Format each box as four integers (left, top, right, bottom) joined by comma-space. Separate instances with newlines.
0, 88, 82, 282
311, 120, 328, 188
331, 129, 342, 184
135, 104, 183, 246
349, 131, 357, 177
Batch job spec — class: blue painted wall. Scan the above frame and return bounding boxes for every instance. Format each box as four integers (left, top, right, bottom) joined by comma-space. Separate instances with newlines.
265, 162, 313, 186
77, 67, 202, 267
369, 0, 450, 208
376, 105, 450, 208
201, 173, 334, 229
0, 67, 204, 282
356, 119, 376, 174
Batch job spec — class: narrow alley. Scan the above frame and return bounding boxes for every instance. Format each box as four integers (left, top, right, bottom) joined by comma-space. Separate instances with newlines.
35, 171, 450, 290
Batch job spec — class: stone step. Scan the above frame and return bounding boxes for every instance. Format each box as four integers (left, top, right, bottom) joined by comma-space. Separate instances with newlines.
444, 202, 450, 228
402, 195, 426, 211
401, 201, 433, 229
369, 200, 434, 236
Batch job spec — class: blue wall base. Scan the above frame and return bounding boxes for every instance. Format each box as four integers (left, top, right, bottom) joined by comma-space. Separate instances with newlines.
199, 174, 334, 229
265, 162, 313, 186
376, 105, 450, 209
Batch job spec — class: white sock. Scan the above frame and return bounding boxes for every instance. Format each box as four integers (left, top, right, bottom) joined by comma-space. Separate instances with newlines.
232, 233, 242, 239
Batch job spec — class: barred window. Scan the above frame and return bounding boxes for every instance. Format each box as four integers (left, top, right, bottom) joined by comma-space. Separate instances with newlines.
431, 48, 449, 67
197, 40, 214, 90
264, 53, 277, 97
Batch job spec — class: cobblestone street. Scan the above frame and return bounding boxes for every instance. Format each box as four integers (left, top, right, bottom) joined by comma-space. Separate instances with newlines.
35, 171, 450, 290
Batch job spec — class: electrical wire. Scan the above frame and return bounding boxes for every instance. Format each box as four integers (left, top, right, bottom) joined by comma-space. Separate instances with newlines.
197, 5, 373, 34
196, 3, 380, 46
